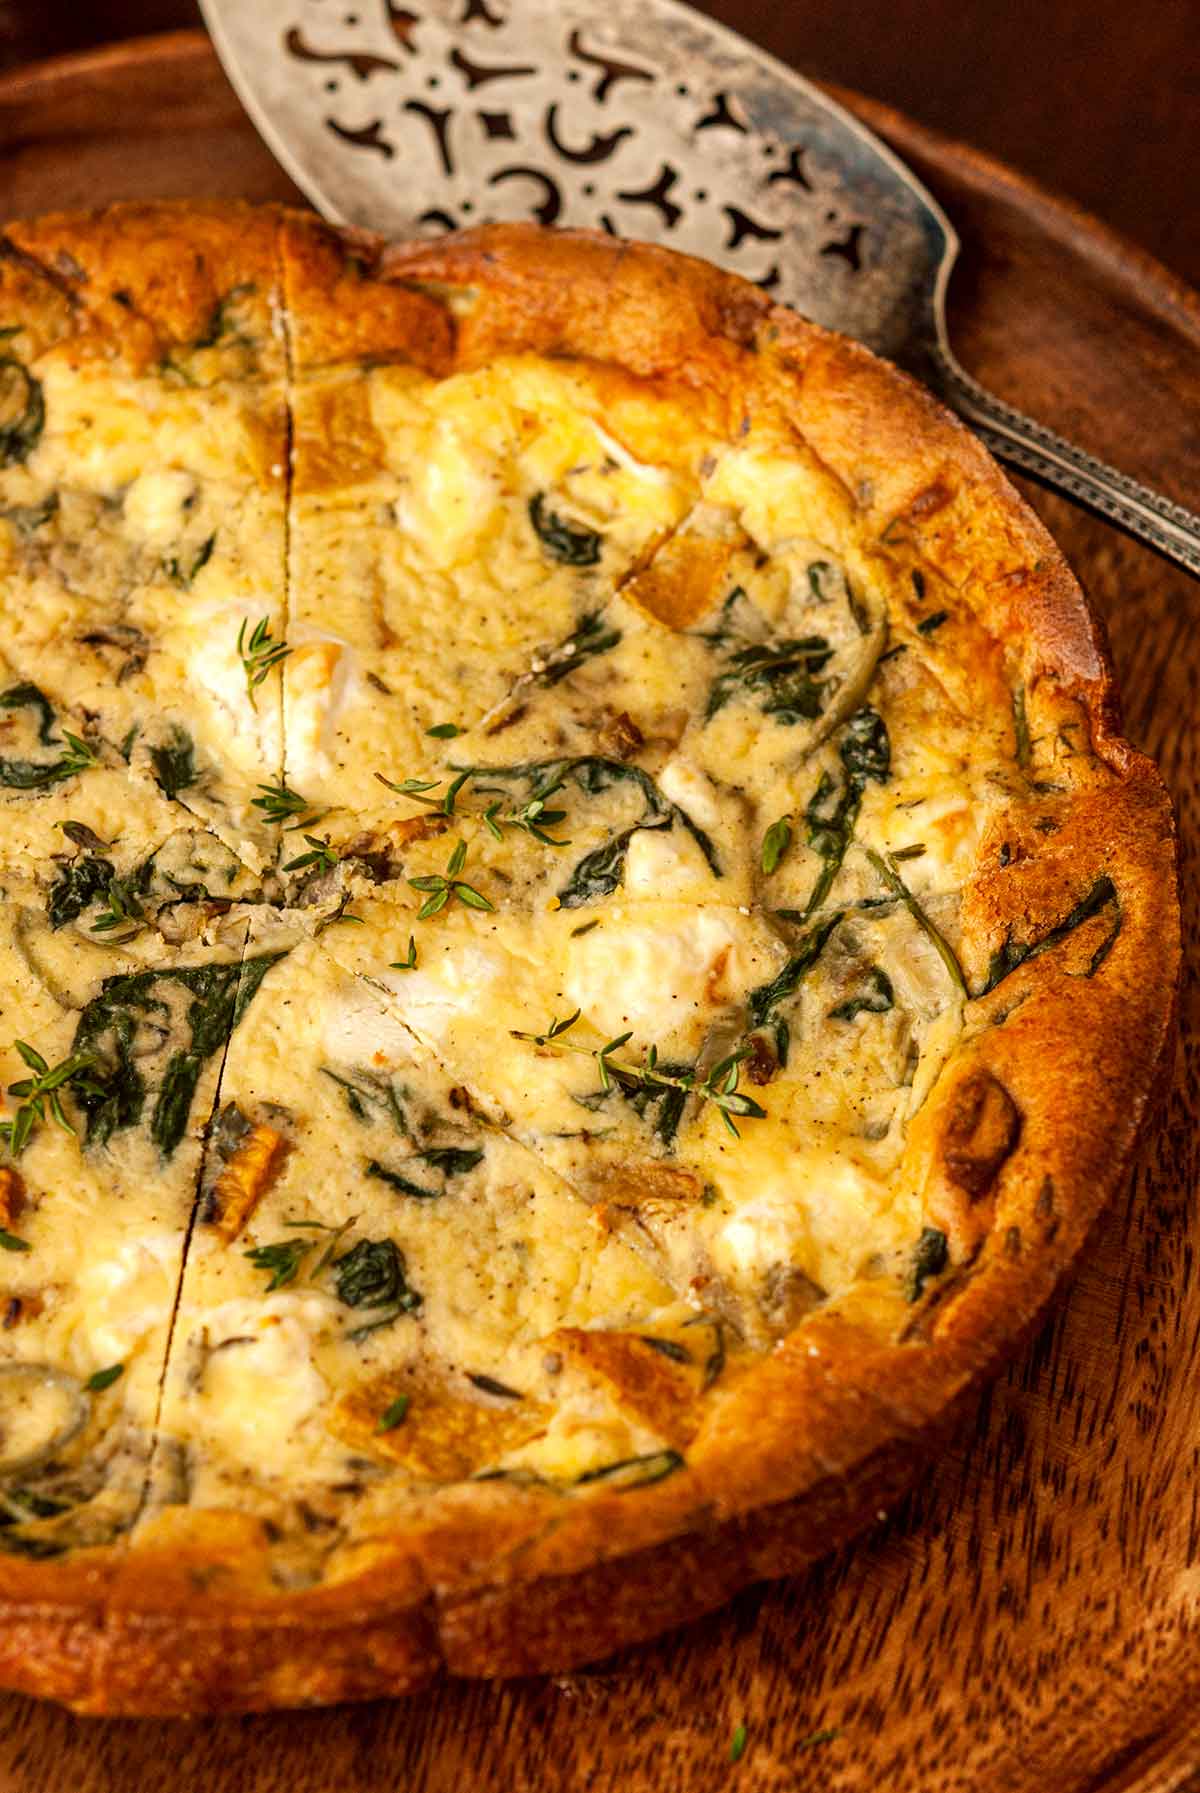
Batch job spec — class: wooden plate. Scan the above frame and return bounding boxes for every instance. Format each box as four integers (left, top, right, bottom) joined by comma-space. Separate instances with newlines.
1, 31, 1199, 1793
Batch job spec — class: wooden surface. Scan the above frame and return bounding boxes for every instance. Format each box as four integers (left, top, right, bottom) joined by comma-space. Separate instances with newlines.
1, 29, 1200, 1793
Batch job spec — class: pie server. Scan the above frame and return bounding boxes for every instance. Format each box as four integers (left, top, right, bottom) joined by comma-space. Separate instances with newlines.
200, 0, 1200, 578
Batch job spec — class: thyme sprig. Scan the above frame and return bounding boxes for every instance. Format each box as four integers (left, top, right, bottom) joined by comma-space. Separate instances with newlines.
376, 767, 570, 847
237, 617, 291, 710
282, 834, 339, 874
253, 781, 322, 827
0, 1042, 97, 1155
510, 1010, 766, 1140
409, 839, 494, 918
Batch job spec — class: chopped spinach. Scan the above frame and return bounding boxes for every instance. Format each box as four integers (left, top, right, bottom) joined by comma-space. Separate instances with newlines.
148, 726, 197, 798
162, 534, 215, 589
70, 952, 285, 1159
415, 1146, 484, 1177
466, 755, 720, 908
528, 493, 602, 566
705, 634, 833, 725
0, 684, 95, 789
320, 1067, 410, 1136
829, 966, 894, 1021
746, 912, 844, 1070
0, 357, 44, 466
983, 875, 1120, 993
906, 1226, 948, 1301
799, 706, 890, 918
839, 706, 891, 784
47, 853, 116, 930
333, 1237, 421, 1313
365, 1143, 482, 1198
193, 283, 255, 350
536, 611, 622, 686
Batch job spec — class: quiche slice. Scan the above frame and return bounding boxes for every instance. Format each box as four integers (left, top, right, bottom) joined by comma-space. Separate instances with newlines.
0, 205, 289, 869
0, 205, 1178, 1716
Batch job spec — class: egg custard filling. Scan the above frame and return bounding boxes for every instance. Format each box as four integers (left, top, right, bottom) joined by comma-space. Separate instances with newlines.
0, 205, 1164, 1611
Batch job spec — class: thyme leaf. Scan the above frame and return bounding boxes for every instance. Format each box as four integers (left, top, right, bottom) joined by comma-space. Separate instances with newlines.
761, 815, 793, 876
408, 839, 494, 917
83, 1363, 124, 1394
252, 781, 315, 825
512, 1013, 765, 1140
237, 615, 291, 708
1, 1043, 98, 1155
244, 1238, 312, 1291
377, 1394, 409, 1432
575, 1449, 684, 1490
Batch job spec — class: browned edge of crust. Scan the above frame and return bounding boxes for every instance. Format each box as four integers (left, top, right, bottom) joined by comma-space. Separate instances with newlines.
0, 206, 1180, 1715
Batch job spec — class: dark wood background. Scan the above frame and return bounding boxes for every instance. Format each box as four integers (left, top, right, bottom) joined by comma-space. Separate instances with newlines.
0, 7, 1198, 1791
1, 0, 1198, 289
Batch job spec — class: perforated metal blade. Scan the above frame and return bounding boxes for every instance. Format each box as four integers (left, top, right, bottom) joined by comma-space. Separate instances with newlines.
201, 0, 1200, 574
199, 0, 955, 367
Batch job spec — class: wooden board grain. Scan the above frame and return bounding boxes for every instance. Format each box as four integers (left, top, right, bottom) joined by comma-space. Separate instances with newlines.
0, 32, 1198, 1793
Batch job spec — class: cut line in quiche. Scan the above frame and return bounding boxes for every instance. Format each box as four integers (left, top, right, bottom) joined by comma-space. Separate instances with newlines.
0, 203, 1178, 1715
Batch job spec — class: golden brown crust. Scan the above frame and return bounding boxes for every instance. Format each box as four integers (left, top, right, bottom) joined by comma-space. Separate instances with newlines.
0, 203, 1179, 1714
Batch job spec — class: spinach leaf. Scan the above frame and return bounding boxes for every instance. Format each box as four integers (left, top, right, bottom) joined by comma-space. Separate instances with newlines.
706, 635, 833, 725
746, 911, 844, 1070
162, 535, 215, 590
415, 1146, 484, 1177
47, 854, 116, 930
0, 685, 96, 788
333, 1237, 421, 1313
528, 494, 602, 566
148, 726, 197, 799
70, 951, 285, 1159
829, 966, 894, 1021
1, 492, 57, 535
800, 706, 891, 917
0, 358, 44, 466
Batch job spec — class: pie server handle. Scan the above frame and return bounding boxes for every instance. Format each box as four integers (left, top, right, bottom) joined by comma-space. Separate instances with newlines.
930, 346, 1200, 578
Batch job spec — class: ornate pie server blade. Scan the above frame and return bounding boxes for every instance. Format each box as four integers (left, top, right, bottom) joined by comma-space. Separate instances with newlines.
200, 0, 1200, 577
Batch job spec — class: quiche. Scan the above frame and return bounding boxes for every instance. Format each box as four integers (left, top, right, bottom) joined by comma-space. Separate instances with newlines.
0, 203, 1177, 1715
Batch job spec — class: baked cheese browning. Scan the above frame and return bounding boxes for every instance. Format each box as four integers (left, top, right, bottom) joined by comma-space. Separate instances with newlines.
0, 208, 289, 870
330, 1374, 552, 1482
0, 1169, 22, 1234
204, 1120, 288, 1242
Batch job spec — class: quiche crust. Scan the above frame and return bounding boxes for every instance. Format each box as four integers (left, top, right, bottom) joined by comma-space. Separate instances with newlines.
0, 205, 1178, 1714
